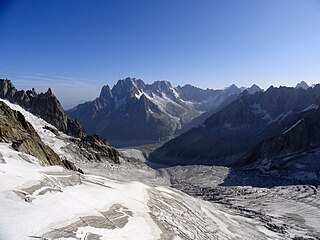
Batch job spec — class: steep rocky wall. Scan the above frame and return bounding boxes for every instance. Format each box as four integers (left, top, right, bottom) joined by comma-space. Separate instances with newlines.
0, 101, 62, 166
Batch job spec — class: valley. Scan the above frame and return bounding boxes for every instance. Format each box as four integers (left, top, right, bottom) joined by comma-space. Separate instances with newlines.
0, 79, 319, 239
2, 1, 319, 239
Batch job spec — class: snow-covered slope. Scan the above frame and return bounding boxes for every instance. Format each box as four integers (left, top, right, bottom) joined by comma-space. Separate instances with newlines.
1, 142, 297, 240
166, 165, 320, 239
0, 99, 73, 160
118, 148, 147, 162
0, 96, 300, 239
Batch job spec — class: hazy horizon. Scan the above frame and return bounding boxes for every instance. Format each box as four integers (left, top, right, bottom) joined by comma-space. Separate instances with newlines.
1, 0, 320, 108
0, 76, 314, 110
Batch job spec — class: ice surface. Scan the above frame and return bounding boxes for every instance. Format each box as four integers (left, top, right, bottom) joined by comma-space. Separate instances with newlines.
1, 100, 319, 239
118, 148, 146, 162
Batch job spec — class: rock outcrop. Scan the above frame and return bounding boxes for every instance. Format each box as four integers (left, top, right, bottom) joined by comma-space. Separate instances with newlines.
0, 79, 85, 138
71, 134, 120, 164
0, 101, 62, 166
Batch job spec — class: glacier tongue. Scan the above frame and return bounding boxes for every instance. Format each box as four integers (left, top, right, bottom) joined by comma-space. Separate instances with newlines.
0, 100, 296, 240
0, 141, 281, 240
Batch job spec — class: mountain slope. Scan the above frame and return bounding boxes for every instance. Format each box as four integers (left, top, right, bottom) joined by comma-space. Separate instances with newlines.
68, 77, 246, 145
149, 85, 320, 166
0, 79, 85, 138
237, 98, 320, 176
0, 100, 62, 166
0, 98, 292, 240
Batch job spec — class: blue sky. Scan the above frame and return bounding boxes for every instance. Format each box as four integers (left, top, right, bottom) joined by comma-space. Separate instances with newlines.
0, 0, 320, 108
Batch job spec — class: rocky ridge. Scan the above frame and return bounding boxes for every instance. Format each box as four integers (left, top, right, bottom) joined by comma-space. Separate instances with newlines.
237, 97, 320, 176
0, 79, 85, 138
68, 77, 260, 146
0, 100, 62, 166
150, 85, 320, 167
0, 95, 120, 169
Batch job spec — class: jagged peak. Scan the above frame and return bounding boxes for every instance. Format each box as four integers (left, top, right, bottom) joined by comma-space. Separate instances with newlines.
153, 80, 170, 85
266, 85, 275, 91
224, 84, 240, 94
99, 85, 113, 99
26, 87, 37, 97
46, 87, 53, 95
124, 76, 136, 83
250, 84, 261, 89
0, 78, 15, 90
246, 84, 263, 94
179, 83, 201, 90
225, 84, 239, 90
114, 77, 145, 89
111, 77, 145, 99
123, 77, 144, 85
295, 81, 309, 90
0, 78, 13, 85
150, 80, 173, 91
0, 78, 85, 138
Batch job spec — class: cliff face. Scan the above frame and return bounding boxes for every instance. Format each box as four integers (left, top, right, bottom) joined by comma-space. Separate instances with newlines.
0, 101, 62, 166
0, 79, 85, 138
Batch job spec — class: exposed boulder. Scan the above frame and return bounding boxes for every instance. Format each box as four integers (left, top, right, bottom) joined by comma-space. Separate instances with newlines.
69, 134, 120, 164
61, 159, 84, 174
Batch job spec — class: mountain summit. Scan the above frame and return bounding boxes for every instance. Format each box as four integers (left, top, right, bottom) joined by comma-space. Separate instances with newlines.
295, 81, 309, 90
68, 77, 251, 146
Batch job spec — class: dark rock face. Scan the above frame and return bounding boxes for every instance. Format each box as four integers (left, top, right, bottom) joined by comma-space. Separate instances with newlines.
238, 98, 320, 167
61, 159, 84, 174
0, 101, 62, 166
0, 79, 85, 138
69, 134, 120, 164
68, 77, 247, 146
149, 85, 320, 166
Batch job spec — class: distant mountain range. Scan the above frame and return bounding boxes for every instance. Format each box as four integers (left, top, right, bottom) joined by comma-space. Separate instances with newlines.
2, 76, 317, 178
67, 77, 262, 146
150, 83, 320, 172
